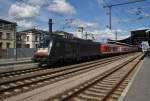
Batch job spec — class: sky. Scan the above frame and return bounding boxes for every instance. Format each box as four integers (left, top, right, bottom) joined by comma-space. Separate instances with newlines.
0, 0, 150, 42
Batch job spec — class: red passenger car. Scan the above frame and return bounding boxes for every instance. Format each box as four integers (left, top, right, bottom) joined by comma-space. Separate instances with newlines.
100, 43, 108, 54
100, 43, 138, 55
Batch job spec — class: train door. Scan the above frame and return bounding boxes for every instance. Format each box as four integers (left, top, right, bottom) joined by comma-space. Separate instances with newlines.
64, 41, 74, 59
78, 42, 81, 58
72, 41, 78, 60
51, 39, 65, 61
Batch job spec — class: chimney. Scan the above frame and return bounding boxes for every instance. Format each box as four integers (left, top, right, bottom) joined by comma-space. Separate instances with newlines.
48, 19, 52, 33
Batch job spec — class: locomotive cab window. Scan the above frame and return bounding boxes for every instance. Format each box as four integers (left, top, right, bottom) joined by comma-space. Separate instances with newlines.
39, 36, 52, 48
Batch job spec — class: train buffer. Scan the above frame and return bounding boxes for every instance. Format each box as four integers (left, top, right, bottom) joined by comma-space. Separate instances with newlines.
119, 54, 150, 101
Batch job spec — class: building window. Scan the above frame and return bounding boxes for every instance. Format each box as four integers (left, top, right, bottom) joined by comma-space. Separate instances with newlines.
27, 36, 29, 41
35, 44, 38, 48
3, 24, 12, 31
6, 33, 11, 40
35, 36, 38, 42
39, 36, 42, 41
6, 42, 10, 48
26, 44, 30, 48
16, 35, 21, 41
22, 35, 26, 41
18, 36, 21, 41
0, 42, 2, 49
0, 32, 2, 39
17, 44, 21, 48
8, 24, 13, 31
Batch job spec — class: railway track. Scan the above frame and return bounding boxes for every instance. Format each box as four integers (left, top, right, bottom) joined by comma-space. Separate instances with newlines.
0, 66, 45, 78
0, 53, 135, 100
0, 53, 134, 79
49, 53, 143, 101
0, 55, 123, 78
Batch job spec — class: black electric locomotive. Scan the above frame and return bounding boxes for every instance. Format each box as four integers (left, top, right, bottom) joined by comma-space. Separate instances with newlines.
33, 31, 100, 66
33, 31, 140, 66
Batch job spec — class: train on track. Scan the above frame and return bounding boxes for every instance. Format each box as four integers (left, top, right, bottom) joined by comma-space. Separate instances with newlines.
32, 31, 139, 66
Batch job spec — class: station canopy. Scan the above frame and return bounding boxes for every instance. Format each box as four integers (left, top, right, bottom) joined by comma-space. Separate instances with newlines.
108, 29, 150, 46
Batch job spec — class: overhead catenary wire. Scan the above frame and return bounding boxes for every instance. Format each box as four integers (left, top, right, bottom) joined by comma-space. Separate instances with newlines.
102, 0, 146, 30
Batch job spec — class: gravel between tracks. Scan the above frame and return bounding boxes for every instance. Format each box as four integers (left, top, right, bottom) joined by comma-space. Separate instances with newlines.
3, 53, 142, 101
0, 54, 128, 99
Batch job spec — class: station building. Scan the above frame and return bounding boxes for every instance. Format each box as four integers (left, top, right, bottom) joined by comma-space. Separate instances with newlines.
108, 29, 150, 47
131, 29, 150, 45
0, 19, 16, 49
17, 28, 49, 48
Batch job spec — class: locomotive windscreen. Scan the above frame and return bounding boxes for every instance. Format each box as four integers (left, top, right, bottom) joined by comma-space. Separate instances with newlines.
39, 36, 52, 48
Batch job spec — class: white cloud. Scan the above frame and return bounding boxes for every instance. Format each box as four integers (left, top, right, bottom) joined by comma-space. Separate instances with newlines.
8, 0, 76, 28
17, 20, 33, 28
97, 0, 105, 6
93, 29, 115, 40
71, 28, 129, 42
71, 19, 98, 28
142, 13, 150, 18
91, 29, 129, 42
113, 29, 128, 33
28, 0, 48, 6
48, 0, 76, 15
9, 3, 40, 20
8, 0, 45, 28
135, 27, 150, 30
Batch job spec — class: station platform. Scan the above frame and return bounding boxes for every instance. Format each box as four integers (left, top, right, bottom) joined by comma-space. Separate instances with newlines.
119, 54, 150, 101
0, 57, 38, 73
0, 57, 32, 66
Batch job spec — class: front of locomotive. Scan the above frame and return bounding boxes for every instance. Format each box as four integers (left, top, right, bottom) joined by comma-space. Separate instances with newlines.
32, 35, 53, 65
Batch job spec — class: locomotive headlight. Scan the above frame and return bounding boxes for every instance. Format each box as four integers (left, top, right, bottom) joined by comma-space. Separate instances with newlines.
34, 48, 49, 57
37, 48, 49, 53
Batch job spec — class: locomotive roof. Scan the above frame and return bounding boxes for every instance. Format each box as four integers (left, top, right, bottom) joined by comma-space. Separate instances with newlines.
43, 32, 99, 44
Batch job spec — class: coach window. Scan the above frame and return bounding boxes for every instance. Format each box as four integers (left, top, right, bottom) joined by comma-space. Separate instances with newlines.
110, 47, 113, 52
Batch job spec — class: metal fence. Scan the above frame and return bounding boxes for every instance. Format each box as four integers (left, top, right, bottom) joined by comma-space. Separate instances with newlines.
0, 48, 36, 59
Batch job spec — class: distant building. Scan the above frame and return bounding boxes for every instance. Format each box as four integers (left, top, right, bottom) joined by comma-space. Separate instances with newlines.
131, 29, 149, 45
0, 19, 16, 49
17, 28, 49, 48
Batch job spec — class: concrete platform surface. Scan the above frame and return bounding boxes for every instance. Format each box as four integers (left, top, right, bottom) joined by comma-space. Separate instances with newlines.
0, 57, 32, 65
0, 57, 37, 73
120, 55, 150, 101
